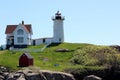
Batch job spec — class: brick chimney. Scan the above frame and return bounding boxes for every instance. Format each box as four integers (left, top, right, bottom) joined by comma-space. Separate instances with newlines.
22, 21, 24, 25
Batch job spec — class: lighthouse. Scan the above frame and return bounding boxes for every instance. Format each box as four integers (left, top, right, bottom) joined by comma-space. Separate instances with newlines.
52, 11, 65, 43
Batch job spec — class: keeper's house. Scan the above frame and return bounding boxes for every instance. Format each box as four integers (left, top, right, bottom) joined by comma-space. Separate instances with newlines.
5, 21, 33, 49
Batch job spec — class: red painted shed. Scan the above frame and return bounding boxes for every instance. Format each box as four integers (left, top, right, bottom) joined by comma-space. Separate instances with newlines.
19, 53, 33, 67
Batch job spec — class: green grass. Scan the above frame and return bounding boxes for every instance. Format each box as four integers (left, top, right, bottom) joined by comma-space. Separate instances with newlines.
0, 42, 119, 72
0, 43, 90, 71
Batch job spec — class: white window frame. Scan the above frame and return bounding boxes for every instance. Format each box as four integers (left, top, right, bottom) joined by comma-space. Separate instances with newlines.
17, 37, 24, 43
17, 29, 24, 35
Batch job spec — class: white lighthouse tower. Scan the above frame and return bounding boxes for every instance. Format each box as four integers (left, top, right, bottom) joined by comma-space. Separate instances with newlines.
52, 11, 65, 43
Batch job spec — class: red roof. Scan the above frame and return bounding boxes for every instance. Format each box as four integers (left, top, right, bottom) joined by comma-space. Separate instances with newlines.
20, 53, 33, 59
5, 24, 32, 34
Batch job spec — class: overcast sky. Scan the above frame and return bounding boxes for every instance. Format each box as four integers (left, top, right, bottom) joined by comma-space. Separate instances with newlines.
0, 0, 120, 45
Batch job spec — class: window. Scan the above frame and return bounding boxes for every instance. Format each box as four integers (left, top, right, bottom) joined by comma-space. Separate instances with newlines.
59, 38, 61, 41
43, 38, 46, 43
17, 29, 24, 35
17, 37, 24, 43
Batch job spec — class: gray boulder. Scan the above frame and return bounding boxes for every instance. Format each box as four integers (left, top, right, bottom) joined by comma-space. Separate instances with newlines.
84, 75, 102, 80
5, 67, 75, 80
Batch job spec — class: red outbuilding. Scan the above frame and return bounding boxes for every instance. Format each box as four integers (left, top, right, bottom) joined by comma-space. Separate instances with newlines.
19, 53, 33, 67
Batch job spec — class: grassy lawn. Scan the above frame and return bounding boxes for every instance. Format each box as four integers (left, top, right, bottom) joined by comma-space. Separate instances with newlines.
0, 43, 90, 71
0, 42, 119, 72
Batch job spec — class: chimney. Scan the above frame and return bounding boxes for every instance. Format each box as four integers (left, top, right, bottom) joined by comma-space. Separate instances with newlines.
22, 21, 24, 25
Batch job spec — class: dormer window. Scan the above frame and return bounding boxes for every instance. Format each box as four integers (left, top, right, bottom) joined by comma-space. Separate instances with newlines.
17, 29, 24, 35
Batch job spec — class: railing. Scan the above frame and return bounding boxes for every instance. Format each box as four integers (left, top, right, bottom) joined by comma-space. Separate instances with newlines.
52, 16, 65, 20
11, 43, 51, 52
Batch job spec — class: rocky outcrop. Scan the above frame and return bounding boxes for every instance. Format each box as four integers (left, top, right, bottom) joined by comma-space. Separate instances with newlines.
110, 45, 120, 52
83, 75, 102, 80
0, 67, 75, 80
55, 48, 70, 52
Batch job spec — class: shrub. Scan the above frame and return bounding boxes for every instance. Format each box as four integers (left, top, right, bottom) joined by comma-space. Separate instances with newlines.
70, 45, 119, 66
70, 52, 89, 65
107, 54, 120, 69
